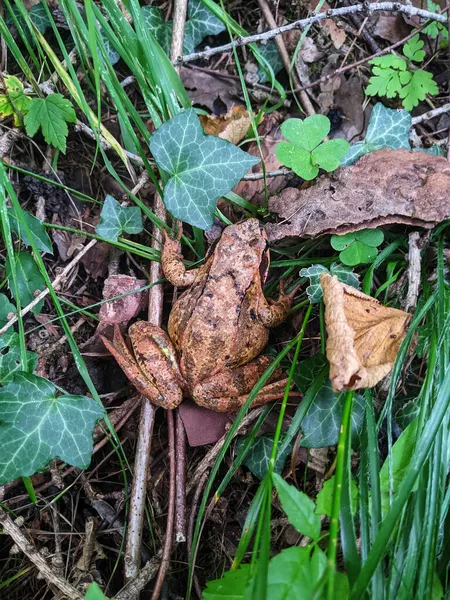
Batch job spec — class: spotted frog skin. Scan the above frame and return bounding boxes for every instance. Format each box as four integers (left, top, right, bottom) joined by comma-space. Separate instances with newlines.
102, 219, 298, 412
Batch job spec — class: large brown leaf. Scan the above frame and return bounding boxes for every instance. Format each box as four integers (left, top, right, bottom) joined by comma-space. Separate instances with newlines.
321, 274, 411, 391
266, 149, 450, 241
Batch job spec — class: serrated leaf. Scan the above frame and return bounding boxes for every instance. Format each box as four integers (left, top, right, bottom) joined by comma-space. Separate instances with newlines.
399, 68, 439, 111
423, 0, 448, 40
203, 565, 251, 599
257, 42, 284, 83
366, 65, 404, 99
95, 195, 143, 242
281, 115, 330, 151
267, 547, 326, 600
0, 372, 105, 485
340, 241, 378, 266
237, 433, 293, 480
276, 142, 318, 180
8, 208, 53, 254
0, 75, 32, 126
330, 232, 356, 251
272, 473, 321, 539
6, 251, 45, 315
24, 93, 76, 153
403, 34, 426, 62
0, 295, 16, 328
312, 138, 350, 172
299, 264, 329, 303
354, 228, 384, 247
300, 380, 365, 448
0, 331, 37, 384
150, 109, 259, 229
369, 55, 408, 70
315, 475, 358, 516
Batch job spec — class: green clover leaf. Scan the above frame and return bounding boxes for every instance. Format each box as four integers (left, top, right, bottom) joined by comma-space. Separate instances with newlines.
330, 228, 384, 266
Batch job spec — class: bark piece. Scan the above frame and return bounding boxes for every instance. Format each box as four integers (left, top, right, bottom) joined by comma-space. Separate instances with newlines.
266, 149, 450, 241
321, 274, 411, 391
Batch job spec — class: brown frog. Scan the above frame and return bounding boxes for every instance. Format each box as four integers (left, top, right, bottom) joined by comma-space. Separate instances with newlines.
102, 219, 298, 412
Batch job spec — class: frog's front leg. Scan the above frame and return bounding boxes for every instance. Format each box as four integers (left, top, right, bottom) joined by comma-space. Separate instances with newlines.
192, 356, 299, 412
101, 322, 186, 409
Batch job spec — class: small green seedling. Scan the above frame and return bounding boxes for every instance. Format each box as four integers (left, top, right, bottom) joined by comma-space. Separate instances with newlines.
276, 115, 350, 181
330, 228, 384, 266
366, 34, 438, 111
423, 0, 449, 42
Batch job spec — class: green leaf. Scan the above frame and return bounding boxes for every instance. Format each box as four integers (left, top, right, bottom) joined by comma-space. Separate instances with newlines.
237, 433, 294, 480
149, 109, 259, 229
312, 139, 350, 172
0, 75, 32, 125
267, 546, 327, 599
85, 582, 110, 600
203, 564, 252, 599
8, 208, 53, 254
0, 295, 16, 328
141, 6, 173, 54
329, 263, 360, 289
292, 353, 328, 393
330, 232, 356, 251
423, 0, 448, 40
276, 143, 318, 181
184, 0, 226, 53
369, 55, 408, 71
299, 264, 329, 303
98, 26, 120, 66
6, 251, 46, 315
29, 4, 51, 33
281, 115, 330, 151
399, 68, 439, 111
403, 34, 426, 62
257, 42, 284, 83
24, 94, 77, 153
0, 331, 37, 384
272, 473, 321, 540
339, 241, 378, 266
95, 195, 143, 242
0, 372, 105, 485
315, 475, 358, 517
366, 65, 405, 99
354, 228, 384, 247
301, 381, 365, 448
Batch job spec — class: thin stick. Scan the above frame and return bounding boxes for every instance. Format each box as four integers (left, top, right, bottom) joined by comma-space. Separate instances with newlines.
175, 410, 187, 542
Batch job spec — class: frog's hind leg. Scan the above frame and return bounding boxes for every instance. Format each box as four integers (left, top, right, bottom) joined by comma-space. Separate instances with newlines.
192, 356, 300, 412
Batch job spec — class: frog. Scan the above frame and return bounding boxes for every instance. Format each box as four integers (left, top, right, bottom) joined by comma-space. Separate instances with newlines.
101, 219, 299, 412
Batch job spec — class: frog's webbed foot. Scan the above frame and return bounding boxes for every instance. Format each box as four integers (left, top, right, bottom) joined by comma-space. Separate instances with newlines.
257, 280, 302, 328
162, 228, 200, 287
192, 356, 300, 412
101, 323, 185, 409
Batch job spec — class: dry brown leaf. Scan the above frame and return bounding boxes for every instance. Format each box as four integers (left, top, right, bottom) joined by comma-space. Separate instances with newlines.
310, 0, 346, 48
321, 274, 411, 391
180, 67, 238, 112
373, 14, 411, 43
199, 106, 253, 145
267, 149, 450, 241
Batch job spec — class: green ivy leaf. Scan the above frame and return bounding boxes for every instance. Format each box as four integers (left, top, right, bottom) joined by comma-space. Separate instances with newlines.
315, 475, 358, 516
312, 139, 350, 172
236, 433, 294, 480
257, 42, 284, 83
0, 372, 105, 485
299, 263, 360, 304
8, 208, 53, 254
95, 195, 143, 242
24, 94, 76, 153
399, 68, 439, 111
0, 75, 32, 126
301, 380, 365, 448
267, 546, 327, 599
150, 109, 259, 229
329, 263, 360, 289
403, 34, 426, 62
203, 564, 251, 599
292, 353, 328, 393
141, 7, 173, 54
6, 251, 45, 315
0, 295, 16, 328
272, 473, 321, 540
0, 331, 37, 384
98, 26, 120, 66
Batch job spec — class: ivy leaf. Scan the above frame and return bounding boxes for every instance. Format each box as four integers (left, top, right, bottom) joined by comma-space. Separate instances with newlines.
184, 0, 226, 53
98, 26, 120, 66
95, 195, 143, 242
0, 295, 16, 328
399, 69, 439, 111
272, 473, 321, 540
24, 94, 76, 153
0, 331, 37, 384
329, 263, 360, 288
150, 109, 259, 229
8, 208, 53, 254
6, 251, 45, 315
236, 433, 294, 480
257, 42, 284, 83
403, 34, 426, 62
6, 4, 50, 39
292, 353, 328, 393
312, 139, 350, 172
267, 547, 327, 600
300, 380, 365, 448
315, 475, 358, 516
203, 565, 251, 599
0, 75, 32, 126
0, 372, 105, 485
299, 263, 359, 303
141, 7, 173, 54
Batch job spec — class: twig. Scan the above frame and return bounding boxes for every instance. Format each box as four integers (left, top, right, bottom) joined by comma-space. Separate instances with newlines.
187, 472, 209, 599
404, 232, 422, 313
175, 410, 187, 542
115, 551, 162, 600
411, 103, 450, 125
0, 508, 84, 600
177, 2, 447, 65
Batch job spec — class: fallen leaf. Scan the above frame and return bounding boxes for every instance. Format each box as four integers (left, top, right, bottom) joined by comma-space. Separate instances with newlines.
373, 14, 411, 44
331, 76, 366, 142
266, 149, 450, 241
199, 106, 253, 145
310, 0, 346, 49
180, 67, 239, 112
321, 274, 411, 391
300, 36, 325, 63
178, 399, 231, 446
316, 55, 342, 114
99, 275, 148, 325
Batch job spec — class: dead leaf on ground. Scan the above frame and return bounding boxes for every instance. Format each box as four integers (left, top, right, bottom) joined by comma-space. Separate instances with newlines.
178, 399, 231, 446
199, 106, 253, 145
233, 112, 288, 206
310, 0, 346, 49
331, 75, 366, 141
99, 275, 148, 325
373, 14, 411, 43
266, 149, 450, 241
321, 274, 411, 391
180, 67, 239, 112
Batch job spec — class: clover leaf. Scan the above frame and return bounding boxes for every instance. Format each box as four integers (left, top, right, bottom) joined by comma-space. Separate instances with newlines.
96, 195, 143, 242
0, 372, 105, 485
276, 115, 350, 181
330, 228, 384, 266
150, 108, 259, 229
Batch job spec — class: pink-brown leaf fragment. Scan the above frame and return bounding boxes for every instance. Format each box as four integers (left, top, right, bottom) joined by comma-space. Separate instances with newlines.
321, 274, 411, 391
99, 275, 147, 325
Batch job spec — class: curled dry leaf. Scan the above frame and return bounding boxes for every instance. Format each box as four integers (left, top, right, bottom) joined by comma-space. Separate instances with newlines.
310, 0, 346, 49
267, 149, 450, 241
321, 274, 411, 391
199, 106, 253, 145
99, 275, 147, 325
